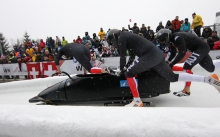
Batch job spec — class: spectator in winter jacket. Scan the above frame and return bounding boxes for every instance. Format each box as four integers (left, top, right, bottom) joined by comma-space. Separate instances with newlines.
202, 27, 212, 39
165, 20, 172, 31
191, 13, 204, 37
61, 36, 68, 46
55, 36, 61, 45
128, 23, 140, 34
101, 46, 111, 57
39, 39, 45, 51
140, 24, 147, 38
110, 46, 119, 57
146, 26, 154, 40
100, 37, 109, 49
75, 36, 82, 44
93, 33, 98, 40
172, 16, 182, 32
207, 31, 220, 49
35, 52, 43, 62
156, 22, 164, 32
98, 28, 106, 40
85, 32, 91, 40
180, 18, 191, 32
122, 27, 129, 32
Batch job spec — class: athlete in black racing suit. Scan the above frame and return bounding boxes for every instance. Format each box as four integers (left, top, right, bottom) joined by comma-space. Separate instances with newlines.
159, 29, 220, 97
107, 29, 220, 107
55, 43, 107, 74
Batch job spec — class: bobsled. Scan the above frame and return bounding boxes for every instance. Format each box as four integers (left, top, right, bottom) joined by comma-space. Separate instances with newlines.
29, 70, 170, 106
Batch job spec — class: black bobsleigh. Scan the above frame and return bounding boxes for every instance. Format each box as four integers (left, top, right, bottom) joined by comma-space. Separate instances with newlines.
29, 70, 170, 105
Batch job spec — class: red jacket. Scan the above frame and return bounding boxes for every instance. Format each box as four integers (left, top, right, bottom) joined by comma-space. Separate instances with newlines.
213, 40, 220, 50
75, 38, 82, 44
172, 19, 182, 31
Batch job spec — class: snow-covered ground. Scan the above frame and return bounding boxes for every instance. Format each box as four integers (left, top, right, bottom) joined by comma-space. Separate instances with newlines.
0, 63, 220, 137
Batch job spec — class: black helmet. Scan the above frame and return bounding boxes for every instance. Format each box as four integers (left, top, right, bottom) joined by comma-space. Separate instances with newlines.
156, 29, 172, 46
106, 29, 121, 48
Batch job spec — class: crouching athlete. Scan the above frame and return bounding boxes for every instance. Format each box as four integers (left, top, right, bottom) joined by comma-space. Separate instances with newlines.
55, 43, 108, 74
107, 29, 220, 107
157, 29, 220, 97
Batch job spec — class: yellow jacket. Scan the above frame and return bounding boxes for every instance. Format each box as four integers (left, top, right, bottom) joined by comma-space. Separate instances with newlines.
26, 48, 34, 57
98, 31, 106, 40
191, 15, 204, 29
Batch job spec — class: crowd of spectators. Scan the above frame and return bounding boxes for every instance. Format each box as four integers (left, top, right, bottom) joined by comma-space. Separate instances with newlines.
1, 12, 220, 65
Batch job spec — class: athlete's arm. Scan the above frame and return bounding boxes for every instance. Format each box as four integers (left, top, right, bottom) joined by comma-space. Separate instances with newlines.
167, 44, 177, 62
125, 50, 135, 68
170, 36, 187, 66
118, 34, 128, 71
55, 50, 62, 74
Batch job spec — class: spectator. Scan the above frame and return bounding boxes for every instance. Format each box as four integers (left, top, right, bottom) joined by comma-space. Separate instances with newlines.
146, 26, 154, 40
35, 52, 43, 62
85, 32, 91, 40
46, 37, 52, 53
207, 31, 220, 49
128, 23, 140, 34
61, 36, 68, 46
93, 33, 98, 40
100, 36, 109, 49
156, 21, 164, 32
98, 28, 106, 40
75, 36, 82, 44
165, 20, 172, 31
55, 36, 61, 45
73, 39, 76, 43
212, 40, 220, 50
25, 47, 34, 58
24, 54, 32, 62
191, 12, 204, 37
39, 39, 45, 52
202, 27, 212, 39
82, 37, 88, 45
110, 46, 119, 57
122, 27, 128, 32
93, 37, 102, 53
43, 50, 54, 61
102, 46, 111, 57
140, 24, 147, 38
172, 16, 182, 33
8, 53, 17, 63
180, 18, 191, 32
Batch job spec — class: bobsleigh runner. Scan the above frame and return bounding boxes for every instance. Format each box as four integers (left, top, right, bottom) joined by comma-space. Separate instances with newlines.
29, 70, 170, 106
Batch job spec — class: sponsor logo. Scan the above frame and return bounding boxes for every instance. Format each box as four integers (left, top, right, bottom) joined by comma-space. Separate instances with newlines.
76, 65, 83, 71
3, 67, 12, 74
120, 79, 138, 88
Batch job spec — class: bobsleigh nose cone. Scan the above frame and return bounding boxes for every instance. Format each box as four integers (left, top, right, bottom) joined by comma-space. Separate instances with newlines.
29, 96, 44, 103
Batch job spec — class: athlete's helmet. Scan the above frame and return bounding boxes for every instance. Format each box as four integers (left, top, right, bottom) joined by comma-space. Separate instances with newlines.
106, 29, 121, 48
156, 29, 172, 46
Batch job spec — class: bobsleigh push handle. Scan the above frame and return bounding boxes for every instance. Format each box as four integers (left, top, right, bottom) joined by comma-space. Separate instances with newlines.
52, 71, 74, 81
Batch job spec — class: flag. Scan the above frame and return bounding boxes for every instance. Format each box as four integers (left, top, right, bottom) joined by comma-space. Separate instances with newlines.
26, 62, 41, 79
42, 62, 57, 77
129, 19, 132, 22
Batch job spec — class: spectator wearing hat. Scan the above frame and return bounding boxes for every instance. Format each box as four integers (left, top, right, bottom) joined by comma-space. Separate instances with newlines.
102, 46, 111, 57
165, 20, 172, 31
128, 23, 140, 34
146, 26, 154, 40
191, 13, 204, 37
98, 28, 106, 40
207, 31, 220, 49
110, 46, 119, 57
172, 16, 182, 33
180, 18, 191, 32
122, 27, 128, 32
140, 24, 147, 38
202, 27, 212, 39
156, 22, 164, 32
75, 36, 82, 44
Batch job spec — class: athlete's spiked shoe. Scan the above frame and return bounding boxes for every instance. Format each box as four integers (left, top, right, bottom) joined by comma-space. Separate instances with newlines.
173, 90, 190, 97
209, 74, 220, 93
125, 100, 143, 107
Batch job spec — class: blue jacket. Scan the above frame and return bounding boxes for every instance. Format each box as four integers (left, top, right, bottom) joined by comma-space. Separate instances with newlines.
180, 22, 191, 32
